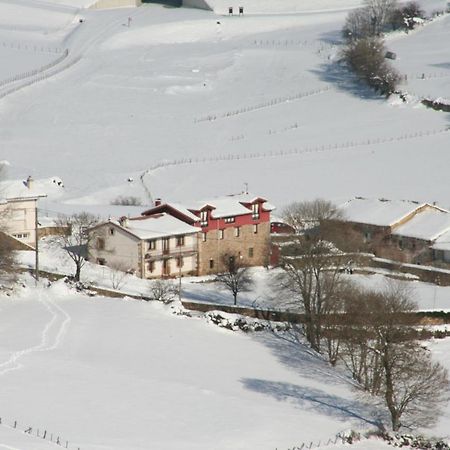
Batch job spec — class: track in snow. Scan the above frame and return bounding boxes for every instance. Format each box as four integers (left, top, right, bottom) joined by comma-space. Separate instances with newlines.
0, 291, 71, 376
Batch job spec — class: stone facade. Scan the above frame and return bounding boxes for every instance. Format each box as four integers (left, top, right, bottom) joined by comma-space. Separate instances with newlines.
197, 221, 270, 275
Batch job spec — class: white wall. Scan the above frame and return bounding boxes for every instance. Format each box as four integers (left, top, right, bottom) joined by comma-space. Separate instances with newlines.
0, 199, 37, 247
90, 0, 141, 10
89, 224, 140, 273
89, 225, 199, 278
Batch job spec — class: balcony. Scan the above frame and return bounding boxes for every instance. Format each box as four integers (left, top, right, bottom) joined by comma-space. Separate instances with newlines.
144, 245, 197, 260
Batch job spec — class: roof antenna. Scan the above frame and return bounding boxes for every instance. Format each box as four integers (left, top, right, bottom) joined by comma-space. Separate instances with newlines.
244, 182, 248, 194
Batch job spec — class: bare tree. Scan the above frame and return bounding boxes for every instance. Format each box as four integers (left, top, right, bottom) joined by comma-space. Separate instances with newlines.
344, 0, 398, 39
279, 200, 354, 354
343, 8, 374, 40
341, 283, 449, 431
55, 212, 99, 281
282, 199, 343, 233
0, 168, 18, 286
364, 0, 398, 35
0, 229, 18, 286
148, 279, 179, 304
109, 261, 130, 290
216, 254, 253, 306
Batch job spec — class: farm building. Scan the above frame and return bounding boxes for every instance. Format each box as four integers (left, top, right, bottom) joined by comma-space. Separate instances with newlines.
142, 192, 274, 275
89, 192, 274, 278
333, 197, 450, 264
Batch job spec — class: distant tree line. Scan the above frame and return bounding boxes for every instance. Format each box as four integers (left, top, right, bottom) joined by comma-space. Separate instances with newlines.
340, 0, 426, 96
278, 199, 449, 432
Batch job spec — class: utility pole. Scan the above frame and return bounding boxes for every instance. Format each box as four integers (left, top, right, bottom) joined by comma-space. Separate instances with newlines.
178, 243, 182, 302
35, 201, 39, 283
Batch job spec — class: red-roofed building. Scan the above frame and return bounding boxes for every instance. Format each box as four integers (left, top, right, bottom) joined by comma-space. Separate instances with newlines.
142, 192, 274, 275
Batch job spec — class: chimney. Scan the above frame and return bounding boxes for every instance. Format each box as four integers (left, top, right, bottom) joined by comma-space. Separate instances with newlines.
154, 198, 162, 207
26, 175, 33, 190
119, 216, 129, 228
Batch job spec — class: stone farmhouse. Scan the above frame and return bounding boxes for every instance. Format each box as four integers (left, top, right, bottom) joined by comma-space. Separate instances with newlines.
89, 193, 274, 278
334, 197, 450, 265
0, 176, 46, 250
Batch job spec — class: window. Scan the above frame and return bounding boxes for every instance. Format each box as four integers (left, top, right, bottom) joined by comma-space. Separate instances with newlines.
200, 210, 208, 226
109, 228, 115, 236
399, 240, 403, 250
162, 238, 170, 253
202, 232, 207, 242
252, 203, 260, 219
248, 247, 254, 258
176, 235, 185, 247
225, 217, 235, 223
176, 256, 184, 268
148, 240, 156, 250
209, 259, 214, 269
253, 224, 258, 234
163, 260, 170, 275
97, 258, 106, 265
12, 233, 29, 239
218, 229, 224, 240
235, 227, 240, 237
96, 237, 105, 250
147, 261, 155, 273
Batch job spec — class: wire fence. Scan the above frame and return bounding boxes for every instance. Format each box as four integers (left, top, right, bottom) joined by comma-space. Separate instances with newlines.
0, 416, 81, 449
280, 431, 355, 450
194, 86, 332, 123
142, 126, 450, 175
0, 41, 63, 54
0, 49, 69, 90
0, 52, 81, 101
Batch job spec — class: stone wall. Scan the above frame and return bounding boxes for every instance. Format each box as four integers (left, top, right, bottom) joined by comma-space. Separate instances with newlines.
197, 221, 270, 275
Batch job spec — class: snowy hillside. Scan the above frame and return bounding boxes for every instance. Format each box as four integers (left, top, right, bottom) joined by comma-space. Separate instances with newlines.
0, 0, 448, 211
0, 0, 450, 448
0, 279, 383, 450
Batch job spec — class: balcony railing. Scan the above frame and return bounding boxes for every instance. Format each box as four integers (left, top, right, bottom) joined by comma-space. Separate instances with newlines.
145, 245, 197, 260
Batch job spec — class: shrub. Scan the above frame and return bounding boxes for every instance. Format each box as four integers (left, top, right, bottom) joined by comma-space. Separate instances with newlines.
390, 2, 426, 31
342, 37, 401, 96
148, 279, 179, 304
111, 195, 142, 206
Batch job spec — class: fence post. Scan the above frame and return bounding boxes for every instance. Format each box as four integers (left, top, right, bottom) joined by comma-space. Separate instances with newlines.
14, 421, 17, 428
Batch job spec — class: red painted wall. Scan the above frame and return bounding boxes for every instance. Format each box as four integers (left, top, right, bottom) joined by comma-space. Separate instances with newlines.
194, 210, 271, 232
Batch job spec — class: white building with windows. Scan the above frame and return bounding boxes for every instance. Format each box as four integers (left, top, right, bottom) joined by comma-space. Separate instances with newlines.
88, 213, 201, 278
0, 176, 46, 249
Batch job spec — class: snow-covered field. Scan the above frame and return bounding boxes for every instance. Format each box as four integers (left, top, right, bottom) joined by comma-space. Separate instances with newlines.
0, 0, 448, 210
1, 0, 450, 448
0, 278, 385, 450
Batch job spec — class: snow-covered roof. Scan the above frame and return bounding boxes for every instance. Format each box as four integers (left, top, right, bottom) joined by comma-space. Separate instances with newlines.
432, 230, 450, 252
338, 198, 429, 227
114, 213, 200, 240
392, 208, 450, 241
188, 192, 275, 218
0, 178, 47, 201
166, 203, 200, 222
